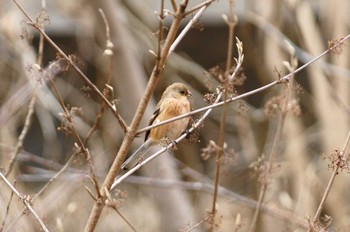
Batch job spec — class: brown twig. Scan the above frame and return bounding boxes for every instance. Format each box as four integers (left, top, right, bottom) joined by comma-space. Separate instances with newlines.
184, 214, 212, 232
179, 161, 307, 228
34, 151, 78, 198
84, 9, 114, 144
122, 174, 306, 229
248, 42, 298, 232
0, 172, 49, 232
210, 1, 237, 230
4, 0, 48, 177
0, 180, 16, 232
184, 0, 216, 17
104, 187, 137, 232
5, 93, 36, 177
12, 0, 128, 133
307, 129, 350, 231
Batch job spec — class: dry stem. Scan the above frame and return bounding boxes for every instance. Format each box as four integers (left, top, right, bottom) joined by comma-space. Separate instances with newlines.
210, 1, 237, 230
0, 172, 49, 232
307, 130, 350, 231
249, 42, 298, 232
12, 0, 128, 133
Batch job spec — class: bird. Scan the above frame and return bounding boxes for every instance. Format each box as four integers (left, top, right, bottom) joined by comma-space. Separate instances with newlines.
121, 83, 192, 170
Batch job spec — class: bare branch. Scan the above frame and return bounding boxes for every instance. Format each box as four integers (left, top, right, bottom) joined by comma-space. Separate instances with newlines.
0, 172, 49, 232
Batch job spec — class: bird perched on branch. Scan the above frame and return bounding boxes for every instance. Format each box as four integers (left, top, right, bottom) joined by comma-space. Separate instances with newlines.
121, 83, 192, 170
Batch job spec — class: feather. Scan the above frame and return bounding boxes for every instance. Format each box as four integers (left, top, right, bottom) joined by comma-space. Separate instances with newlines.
121, 139, 153, 170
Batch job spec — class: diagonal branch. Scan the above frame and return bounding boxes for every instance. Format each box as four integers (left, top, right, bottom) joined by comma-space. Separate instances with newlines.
12, 0, 128, 133
0, 172, 49, 232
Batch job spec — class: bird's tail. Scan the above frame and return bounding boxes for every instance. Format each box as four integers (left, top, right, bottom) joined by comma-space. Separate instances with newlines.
121, 139, 152, 170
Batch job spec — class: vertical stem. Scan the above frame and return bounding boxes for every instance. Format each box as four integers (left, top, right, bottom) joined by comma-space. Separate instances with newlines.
210, 0, 236, 230
307, 130, 350, 231
249, 72, 295, 232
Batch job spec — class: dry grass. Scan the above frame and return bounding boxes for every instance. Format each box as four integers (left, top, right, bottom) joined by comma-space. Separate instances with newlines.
0, 0, 350, 231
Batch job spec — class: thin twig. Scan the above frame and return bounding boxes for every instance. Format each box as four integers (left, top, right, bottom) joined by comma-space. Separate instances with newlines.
4, 0, 47, 177
116, 165, 306, 228
104, 188, 138, 232
85, 9, 114, 144
35, 152, 78, 198
178, 161, 307, 228
184, 0, 216, 17
308, 129, 350, 231
184, 214, 212, 232
156, 0, 165, 64
0, 180, 16, 232
249, 43, 297, 232
0, 172, 49, 232
245, 12, 350, 79
210, 2, 237, 230
5, 93, 36, 177
169, 2, 210, 55
12, 0, 128, 133
5, 151, 79, 232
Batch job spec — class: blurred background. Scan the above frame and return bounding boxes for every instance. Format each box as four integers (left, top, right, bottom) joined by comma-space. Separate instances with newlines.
0, 0, 349, 231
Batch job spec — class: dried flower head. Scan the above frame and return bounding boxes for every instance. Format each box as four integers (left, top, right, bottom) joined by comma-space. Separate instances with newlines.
204, 93, 218, 105
326, 148, 350, 173
20, 20, 31, 40
264, 95, 285, 118
307, 214, 333, 232
204, 65, 246, 88
81, 86, 92, 98
238, 100, 249, 113
106, 189, 128, 209
183, 117, 201, 144
206, 211, 223, 232
36, 9, 50, 27
328, 38, 345, 56
264, 92, 301, 118
57, 107, 83, 136
249, 155, 281, 186
201, 140, 236, 169
192, 19, 204, 31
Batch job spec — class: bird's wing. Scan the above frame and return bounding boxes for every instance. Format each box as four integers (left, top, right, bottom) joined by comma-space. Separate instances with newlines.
144, 107, 161, 141
121, 139, 152, 170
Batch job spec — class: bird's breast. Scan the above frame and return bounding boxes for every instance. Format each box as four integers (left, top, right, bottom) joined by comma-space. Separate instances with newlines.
149, 98, 190, 141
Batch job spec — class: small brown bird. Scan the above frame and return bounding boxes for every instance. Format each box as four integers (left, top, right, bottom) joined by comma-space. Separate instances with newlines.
121, 83, 192, 170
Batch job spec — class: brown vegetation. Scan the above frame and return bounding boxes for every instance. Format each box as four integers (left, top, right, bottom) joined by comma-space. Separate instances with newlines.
0, 0, 349, 231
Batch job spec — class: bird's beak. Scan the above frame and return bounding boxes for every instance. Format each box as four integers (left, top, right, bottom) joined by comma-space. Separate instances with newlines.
188, 91, 192, 97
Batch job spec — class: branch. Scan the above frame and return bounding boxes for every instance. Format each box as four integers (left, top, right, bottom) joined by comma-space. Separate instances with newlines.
210, 3, 238, 229
5, 93, 36, 177
12, 0, 128, 133
249, 41, 298, 232
308, 129, 350, 231
0, 172, 49, 232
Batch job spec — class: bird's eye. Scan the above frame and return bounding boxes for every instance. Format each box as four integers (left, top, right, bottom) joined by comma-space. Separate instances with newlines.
179, 89, 185, 95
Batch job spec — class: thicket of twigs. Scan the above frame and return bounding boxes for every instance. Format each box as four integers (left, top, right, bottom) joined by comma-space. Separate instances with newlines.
1, 0, 350, 231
